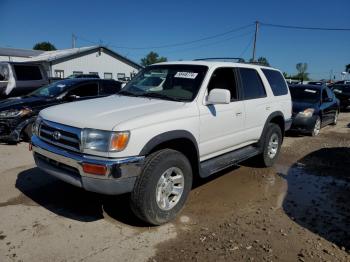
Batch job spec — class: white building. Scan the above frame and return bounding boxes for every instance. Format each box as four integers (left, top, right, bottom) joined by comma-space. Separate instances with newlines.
0, 46, 142, 80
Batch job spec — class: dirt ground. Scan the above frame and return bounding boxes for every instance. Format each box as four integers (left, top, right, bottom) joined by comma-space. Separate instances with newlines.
0, 113, 350, 262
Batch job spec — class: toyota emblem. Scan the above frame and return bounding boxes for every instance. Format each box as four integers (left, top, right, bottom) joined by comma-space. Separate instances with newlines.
52, 131, 61, 141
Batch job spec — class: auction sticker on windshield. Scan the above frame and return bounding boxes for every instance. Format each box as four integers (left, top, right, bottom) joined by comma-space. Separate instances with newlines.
174, 72, 198, 79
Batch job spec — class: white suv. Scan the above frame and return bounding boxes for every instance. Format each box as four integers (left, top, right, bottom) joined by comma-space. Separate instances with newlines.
31, 60, 292, 225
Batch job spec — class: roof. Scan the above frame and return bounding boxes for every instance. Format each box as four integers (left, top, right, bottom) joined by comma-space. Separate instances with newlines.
0, 47, 45, 57
154, 60, 278, 71
0, 46, 142, 69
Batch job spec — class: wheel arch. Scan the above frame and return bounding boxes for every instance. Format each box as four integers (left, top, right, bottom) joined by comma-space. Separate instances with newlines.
139, 130, 200, 178
257, 111, 285, 149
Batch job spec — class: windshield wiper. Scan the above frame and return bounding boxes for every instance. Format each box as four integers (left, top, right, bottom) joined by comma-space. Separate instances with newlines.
141, 92, 183, 102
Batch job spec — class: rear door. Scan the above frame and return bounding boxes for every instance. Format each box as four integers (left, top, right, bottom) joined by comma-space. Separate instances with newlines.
239, 68, 271, 143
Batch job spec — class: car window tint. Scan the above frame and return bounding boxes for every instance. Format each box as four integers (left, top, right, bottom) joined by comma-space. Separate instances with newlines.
68, 82, 98, 97
14, 65, 42, 81
322, 89, 329, 102
99, 81, 121, 95
239, 68, 266, 100
261, 69, 288, 96
207, 68, 238, 100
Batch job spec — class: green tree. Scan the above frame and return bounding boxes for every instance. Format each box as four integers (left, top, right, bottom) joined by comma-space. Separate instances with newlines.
33, 41, 57, 51
140, 51, 167, 66
249, 57, 270, 66
346, 64, 350, 72
295, 62, 309, 81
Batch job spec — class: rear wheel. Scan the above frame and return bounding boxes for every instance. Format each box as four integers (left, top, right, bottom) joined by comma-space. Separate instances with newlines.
311, 117, 321, 136
256, 123, 282, 167
130, 149, 193, 225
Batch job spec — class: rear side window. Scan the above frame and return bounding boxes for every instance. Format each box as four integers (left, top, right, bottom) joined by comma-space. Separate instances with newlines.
239, 68, 266, 100
68, 82, 99, 97
14, 65, 42, 81
99, 81, 121, 95
262, 69, 288, 96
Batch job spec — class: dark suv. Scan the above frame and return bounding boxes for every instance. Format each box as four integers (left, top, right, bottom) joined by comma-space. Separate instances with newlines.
0, 78, 121, 143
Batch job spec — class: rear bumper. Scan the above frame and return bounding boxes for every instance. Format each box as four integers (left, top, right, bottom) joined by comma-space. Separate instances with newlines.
31, 135, 145, 195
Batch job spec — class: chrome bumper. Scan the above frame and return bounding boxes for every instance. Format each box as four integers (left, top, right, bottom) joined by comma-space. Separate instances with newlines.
31, 135, 145, 195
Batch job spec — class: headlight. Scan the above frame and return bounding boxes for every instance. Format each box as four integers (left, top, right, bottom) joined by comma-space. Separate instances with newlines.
32, 116, 42, 136
0, 108, 32, 118
297, 108, 314, 118
82, 128, 130, 152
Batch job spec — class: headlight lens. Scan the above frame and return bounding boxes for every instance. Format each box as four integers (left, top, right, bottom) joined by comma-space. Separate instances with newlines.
82, 129, 130, 152
298, 108, 314, 118
0, 108, 32, 118
32, 116, 42, 136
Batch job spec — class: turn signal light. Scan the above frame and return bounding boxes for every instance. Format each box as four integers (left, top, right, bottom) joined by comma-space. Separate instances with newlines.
110, 132, 130, 151
82, 163, 107, 176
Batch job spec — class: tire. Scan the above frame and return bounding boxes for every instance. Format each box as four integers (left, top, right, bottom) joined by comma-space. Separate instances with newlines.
256, 123, 282, 167
331, 111, 338, 125
311, 117, 321, 136
22, 123, 33, 142
130, 149, 193, 225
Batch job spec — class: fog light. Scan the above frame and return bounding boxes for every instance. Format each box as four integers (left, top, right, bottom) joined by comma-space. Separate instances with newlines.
82, 163, 107, 176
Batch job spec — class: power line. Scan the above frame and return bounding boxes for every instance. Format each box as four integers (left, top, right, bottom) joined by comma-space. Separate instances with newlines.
76, 24, 254, 50
239, 34, 255, 58
260, 22, 350, 31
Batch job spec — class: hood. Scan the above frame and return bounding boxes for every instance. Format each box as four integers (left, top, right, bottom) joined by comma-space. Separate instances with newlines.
292, 101, 318, 113
0, 95, 53, 111
40, 95, 191, 130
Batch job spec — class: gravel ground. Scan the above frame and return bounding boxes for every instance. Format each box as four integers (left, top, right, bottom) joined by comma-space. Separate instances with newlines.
0, 113, 349, 262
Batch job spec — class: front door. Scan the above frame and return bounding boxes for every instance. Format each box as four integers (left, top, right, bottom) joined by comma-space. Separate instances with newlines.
199, 67, 245, 161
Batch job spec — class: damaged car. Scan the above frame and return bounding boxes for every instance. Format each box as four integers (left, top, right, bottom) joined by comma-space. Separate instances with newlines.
0, 78, 121, 143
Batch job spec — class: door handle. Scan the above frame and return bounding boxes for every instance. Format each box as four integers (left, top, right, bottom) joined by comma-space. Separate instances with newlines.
266, 106, 271, 110
235, 112, 242, 116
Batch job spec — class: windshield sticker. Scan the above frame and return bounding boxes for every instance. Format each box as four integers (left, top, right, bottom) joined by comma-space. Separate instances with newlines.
57, 84, 66, 88
304, 89, 316, 93
174, 72, 198, 79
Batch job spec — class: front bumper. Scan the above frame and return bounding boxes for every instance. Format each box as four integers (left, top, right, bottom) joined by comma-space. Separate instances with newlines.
289, 115, 317, 133
31, 135, 145, 195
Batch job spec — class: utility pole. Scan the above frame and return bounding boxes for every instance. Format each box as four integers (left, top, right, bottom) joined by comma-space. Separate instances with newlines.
72, 33, 76, 48
252, 21, 259, 62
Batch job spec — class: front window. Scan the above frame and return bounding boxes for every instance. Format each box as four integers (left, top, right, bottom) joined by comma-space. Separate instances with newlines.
289, 87, 320, 103
119, 65, 208, 102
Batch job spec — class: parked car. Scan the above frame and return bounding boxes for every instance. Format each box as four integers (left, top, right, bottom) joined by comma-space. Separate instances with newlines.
67, 74, 100, 79
289, 84, 339, 136
0, 78, 121, 143
0, 62, 48, 98
331, 84, 350, 110
31, 60, 292, 225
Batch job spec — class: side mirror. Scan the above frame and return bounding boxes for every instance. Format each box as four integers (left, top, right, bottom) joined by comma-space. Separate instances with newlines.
206, 89, 231, 105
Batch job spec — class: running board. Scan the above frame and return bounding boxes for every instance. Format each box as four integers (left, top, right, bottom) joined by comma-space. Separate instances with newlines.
199, 145, 260, 178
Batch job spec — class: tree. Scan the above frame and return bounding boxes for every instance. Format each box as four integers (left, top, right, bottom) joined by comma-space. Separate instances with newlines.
140, 51, 167, 66
249, 57, 270, 66
346, 64, 350, 73
33, 42, 57, 51
295, 62, 309, 81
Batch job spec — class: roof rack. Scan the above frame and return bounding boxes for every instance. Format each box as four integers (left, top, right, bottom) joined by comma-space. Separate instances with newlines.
194, 57, 245, 63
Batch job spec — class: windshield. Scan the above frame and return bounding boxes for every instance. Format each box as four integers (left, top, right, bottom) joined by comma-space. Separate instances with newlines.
29, 80, 73, 97
289, 87, 320, 103
119, 65, 208, 102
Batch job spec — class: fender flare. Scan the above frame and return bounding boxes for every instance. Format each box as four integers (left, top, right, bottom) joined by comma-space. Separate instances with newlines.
257, 111, 285, 149
139, 130, 199, 157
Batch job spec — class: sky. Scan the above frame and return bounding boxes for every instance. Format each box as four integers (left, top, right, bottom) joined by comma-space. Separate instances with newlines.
1, 0, 349, 80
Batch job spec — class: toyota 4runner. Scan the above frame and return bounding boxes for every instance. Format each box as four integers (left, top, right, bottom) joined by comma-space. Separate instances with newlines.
31, 60, 292, 225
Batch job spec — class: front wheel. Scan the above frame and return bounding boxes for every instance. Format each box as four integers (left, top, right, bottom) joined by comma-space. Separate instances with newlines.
130, 149, 193, 225
256, 123, 282, 167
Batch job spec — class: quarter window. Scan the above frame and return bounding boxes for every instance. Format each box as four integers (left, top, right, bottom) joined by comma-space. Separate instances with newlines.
239, 68, 266, 100
262, 69, 288, 96
14, 65, 42, 81
67, 82, 98, 97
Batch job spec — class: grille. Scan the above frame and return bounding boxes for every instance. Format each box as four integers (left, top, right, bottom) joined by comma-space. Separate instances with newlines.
39, 120, 81, 152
